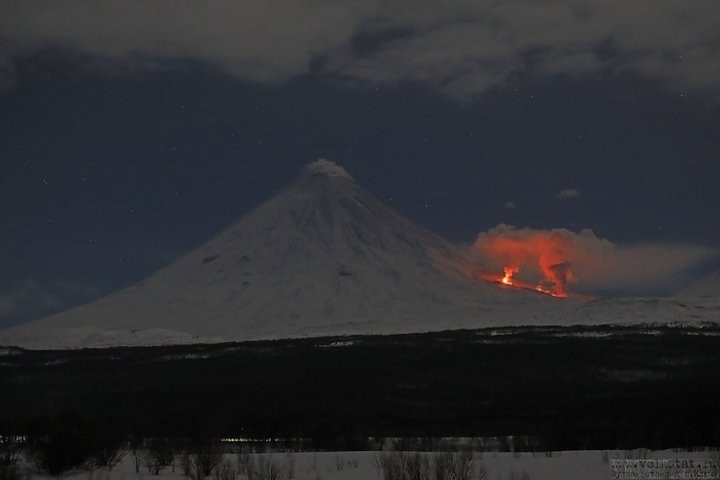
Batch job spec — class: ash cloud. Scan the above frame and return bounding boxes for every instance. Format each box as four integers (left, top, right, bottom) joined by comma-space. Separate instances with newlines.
473, 224, 718, 295
1, 1, 719, 100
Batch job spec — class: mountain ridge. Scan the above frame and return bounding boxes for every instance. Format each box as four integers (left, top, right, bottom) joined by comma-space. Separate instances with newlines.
0, 160, 564, 348
6, 160, 716, 350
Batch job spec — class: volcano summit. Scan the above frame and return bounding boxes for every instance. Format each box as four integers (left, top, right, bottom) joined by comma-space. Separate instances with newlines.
0, 160, 571, 348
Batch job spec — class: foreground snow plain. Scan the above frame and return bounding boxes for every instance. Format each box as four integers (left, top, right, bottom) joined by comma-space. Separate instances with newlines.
19, 449, 720, 480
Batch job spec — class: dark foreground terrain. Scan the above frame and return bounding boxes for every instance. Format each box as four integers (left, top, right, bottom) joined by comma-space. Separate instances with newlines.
2, 325, 720, 451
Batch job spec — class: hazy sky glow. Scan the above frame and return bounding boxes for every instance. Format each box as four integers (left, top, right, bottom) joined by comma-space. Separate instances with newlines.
1, 1, 719, 326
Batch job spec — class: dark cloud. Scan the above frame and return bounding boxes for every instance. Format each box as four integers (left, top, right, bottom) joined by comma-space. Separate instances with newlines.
1, 1, 719, 99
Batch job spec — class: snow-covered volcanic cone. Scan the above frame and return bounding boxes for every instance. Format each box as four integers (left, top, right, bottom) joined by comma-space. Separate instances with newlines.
0, 160, 568, 349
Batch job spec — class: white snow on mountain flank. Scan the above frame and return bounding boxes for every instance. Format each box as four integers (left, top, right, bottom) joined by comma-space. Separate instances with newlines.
0, 160, 718, 349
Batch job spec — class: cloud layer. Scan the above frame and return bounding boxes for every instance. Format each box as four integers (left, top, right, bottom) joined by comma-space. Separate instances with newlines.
473, 224, 717, 295
1, 0, 719, 98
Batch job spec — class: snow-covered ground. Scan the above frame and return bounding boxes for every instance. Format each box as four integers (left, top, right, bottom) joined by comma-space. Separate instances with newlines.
15, 449, 720, 480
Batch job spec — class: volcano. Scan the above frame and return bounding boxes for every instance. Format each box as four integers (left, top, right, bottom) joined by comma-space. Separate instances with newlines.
0, 160, 563, 348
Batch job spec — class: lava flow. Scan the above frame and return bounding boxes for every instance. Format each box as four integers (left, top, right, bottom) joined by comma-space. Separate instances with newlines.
474, 225, 577, 298
494, 265, 568, 298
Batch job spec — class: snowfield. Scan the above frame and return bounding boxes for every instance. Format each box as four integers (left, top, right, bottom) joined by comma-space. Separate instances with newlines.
13, 449, 720, 480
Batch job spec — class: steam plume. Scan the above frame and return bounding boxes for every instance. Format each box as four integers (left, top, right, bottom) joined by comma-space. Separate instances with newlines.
473, 224, 717, 295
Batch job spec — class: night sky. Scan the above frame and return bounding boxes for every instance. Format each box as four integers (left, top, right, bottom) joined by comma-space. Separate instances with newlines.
1, 1, 719, 328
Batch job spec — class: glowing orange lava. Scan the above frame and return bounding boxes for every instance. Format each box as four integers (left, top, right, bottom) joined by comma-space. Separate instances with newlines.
494, 265, 568, 298
501, 266, 518, 286
534, 283, 567, 298
474, 229, 576, 298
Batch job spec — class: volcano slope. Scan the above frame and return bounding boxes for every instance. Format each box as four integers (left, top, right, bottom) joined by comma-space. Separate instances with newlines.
0, 160, 564, 349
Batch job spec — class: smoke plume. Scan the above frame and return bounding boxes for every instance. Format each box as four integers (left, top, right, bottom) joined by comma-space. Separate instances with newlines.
473, 224, 717, 295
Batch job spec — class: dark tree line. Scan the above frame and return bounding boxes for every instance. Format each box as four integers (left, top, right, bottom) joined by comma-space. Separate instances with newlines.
2, 325, 720, 460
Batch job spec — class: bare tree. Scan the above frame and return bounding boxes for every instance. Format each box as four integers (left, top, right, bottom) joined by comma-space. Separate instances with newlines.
30, 415, 96, 479
406, 453, 430, 480
709, 450, 720, 480
0, 435, 25, 480
375, 451, 405, 480
245, 453, 292, 480
433, 449, 475, 480
236, 450, 250, 477
0, 436, 23, 467
212, 459, 239, 480
91, 445, 127, 471
476, 462, 488, 480
144, 438, 175, 475
375, 451, 430, 480
128, 436, 142, 474
284, 453, 295, 479
184, 440, 223, 480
